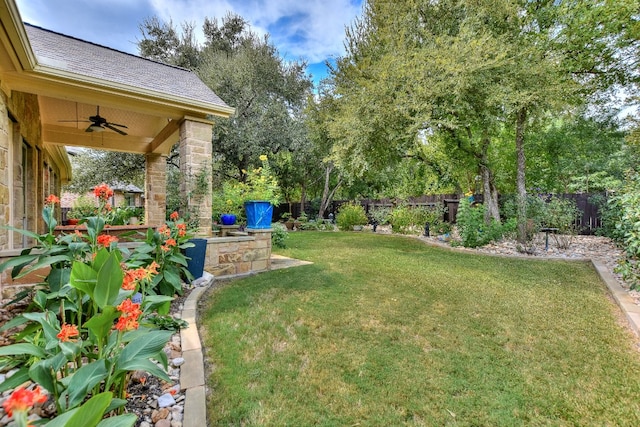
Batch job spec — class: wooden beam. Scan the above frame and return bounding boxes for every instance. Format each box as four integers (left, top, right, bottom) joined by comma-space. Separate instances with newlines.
150, 118, 183, 154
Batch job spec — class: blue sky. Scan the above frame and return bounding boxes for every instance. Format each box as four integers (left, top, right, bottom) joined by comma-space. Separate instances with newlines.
15, 0, 363, 86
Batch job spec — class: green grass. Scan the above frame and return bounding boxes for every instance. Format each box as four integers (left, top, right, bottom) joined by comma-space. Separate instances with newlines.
199, 232, 640, 426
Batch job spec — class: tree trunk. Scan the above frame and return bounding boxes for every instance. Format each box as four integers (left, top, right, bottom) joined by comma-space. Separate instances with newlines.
516, 107, 528, 244
318, 162, 342, 218
299, 183, 306, 218
480, 134, 500, 223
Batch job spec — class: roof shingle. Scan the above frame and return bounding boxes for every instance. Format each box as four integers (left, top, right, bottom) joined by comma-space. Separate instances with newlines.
24, 23, 231, 111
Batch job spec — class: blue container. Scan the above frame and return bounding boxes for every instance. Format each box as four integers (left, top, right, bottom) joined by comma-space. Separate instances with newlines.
244, 201, 273, 229
220, 213, 236, 225
185, 238, 207, 279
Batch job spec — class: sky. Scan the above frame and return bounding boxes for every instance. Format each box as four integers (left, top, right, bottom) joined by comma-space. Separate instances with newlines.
15, 0, 364, 86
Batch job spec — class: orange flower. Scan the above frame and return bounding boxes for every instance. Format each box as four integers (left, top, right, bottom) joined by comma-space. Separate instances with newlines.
97, 234, 118, 248
170, 211, 179, 220
57, 323, 79, 342
177, 223, 187, 237
115, 316, 139, 331
2, 386, 47, 417
45, 194, 60, 205
105, 203, 112, 211
121, 270, 138, 291
165, 238, 177, 247
158, 225, 171, 237
115, 299, 142, 332
148, 261, 160, 274
93, 183, 114, 201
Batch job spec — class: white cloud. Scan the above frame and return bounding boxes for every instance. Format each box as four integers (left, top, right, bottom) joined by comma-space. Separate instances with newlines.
148, 0, 362, 63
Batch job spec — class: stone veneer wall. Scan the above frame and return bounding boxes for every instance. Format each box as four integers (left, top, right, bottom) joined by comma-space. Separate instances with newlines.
0, 230, 273, 298
204, 230, 273, 277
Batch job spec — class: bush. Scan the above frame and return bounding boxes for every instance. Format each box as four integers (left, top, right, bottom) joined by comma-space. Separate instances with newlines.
271, 222, 289, 248
591, 193, 624, 241
612, 174, 640, 289
387, 204, 449, 235
389, 204, 416, 234
369, 206, 392, 225
456, 198, 514, 248
336, 202, 369, 231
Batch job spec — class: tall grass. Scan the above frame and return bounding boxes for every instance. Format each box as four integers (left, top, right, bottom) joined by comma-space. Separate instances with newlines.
199, 232, 640, 426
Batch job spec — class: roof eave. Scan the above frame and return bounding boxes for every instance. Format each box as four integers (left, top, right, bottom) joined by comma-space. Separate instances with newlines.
0, 0, 36, 70
31, 63, 235, 118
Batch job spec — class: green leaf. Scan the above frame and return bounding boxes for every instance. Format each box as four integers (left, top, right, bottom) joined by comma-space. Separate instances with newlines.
161, 269, 182, 290
0, 253, 38, 275
114, 330, 172, 374
0, 314, 29, 332
114, 358, 171, 383
96, 414, 137, 427
30, 357, 62, 395
141, 295, 174, 312
22, 311, 61, 342
59, 341, 82, 361
0, 343, 46, 358
47, 267, 71, 292
45, 391, 113, 427
0, 367, 29, 393
85, 306, 119, 342
66, 360, 108, 409
94, 252, 124, 309
104, 398, 128, 413
13, 255, 71, 279
70, 261, 98, 297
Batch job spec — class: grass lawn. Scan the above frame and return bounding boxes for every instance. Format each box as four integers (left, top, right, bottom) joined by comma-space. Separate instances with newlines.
198, 232, 640, 426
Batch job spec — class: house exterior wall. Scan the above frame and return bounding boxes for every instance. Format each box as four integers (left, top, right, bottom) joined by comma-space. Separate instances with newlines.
0, 90, 66, 293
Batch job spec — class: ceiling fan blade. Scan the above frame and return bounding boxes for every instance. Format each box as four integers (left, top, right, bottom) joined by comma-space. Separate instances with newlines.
107, 122, 128, 129
104, 124, 128, 135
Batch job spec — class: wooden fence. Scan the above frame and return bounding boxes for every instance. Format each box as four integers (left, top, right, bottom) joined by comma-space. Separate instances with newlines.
274, 193, 605, 235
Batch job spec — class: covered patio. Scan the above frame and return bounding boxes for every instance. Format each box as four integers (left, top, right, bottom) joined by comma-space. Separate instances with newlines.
0, 0, 272, 294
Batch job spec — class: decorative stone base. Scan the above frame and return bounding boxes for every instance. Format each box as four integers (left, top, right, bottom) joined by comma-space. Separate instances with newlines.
203, 229, 273, 277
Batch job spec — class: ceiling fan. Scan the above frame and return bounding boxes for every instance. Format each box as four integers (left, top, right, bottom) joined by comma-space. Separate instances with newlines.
60, 106, 128, 135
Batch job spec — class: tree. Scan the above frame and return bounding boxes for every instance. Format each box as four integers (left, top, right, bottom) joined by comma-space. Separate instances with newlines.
200, 23, 312, 180
65, 149, 145, 194
138, 13, 313, 193
329, 0, 639, 241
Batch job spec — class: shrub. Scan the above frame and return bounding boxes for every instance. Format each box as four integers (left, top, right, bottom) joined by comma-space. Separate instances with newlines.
369, 206, 392, 225
591, 193, 624, 241
390, 204, 448, 235
456, 198, 514, 248
544, 197, 580, 249
389, 204, 416, 234
271, 222, 289, 248
612, 174, 640, 289
336, 202, 368, 231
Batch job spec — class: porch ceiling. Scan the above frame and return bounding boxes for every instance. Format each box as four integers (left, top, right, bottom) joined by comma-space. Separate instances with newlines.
39, 96, 183, 155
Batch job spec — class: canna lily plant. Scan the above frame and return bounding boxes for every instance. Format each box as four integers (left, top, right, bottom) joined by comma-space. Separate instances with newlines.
0, 187, 181, 426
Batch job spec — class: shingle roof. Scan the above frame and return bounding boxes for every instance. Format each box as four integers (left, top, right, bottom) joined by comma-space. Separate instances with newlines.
24, 23, 231, 111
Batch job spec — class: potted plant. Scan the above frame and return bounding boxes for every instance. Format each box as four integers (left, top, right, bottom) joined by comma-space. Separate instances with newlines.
213, 181, 244, 226
281, 212, 294, 230
66, 209, 81, 225
238, 155, 282, 229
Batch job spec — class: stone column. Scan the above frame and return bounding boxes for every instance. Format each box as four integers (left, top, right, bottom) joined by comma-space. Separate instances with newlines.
145, 153, 167, 226
179, 119, 213, 237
